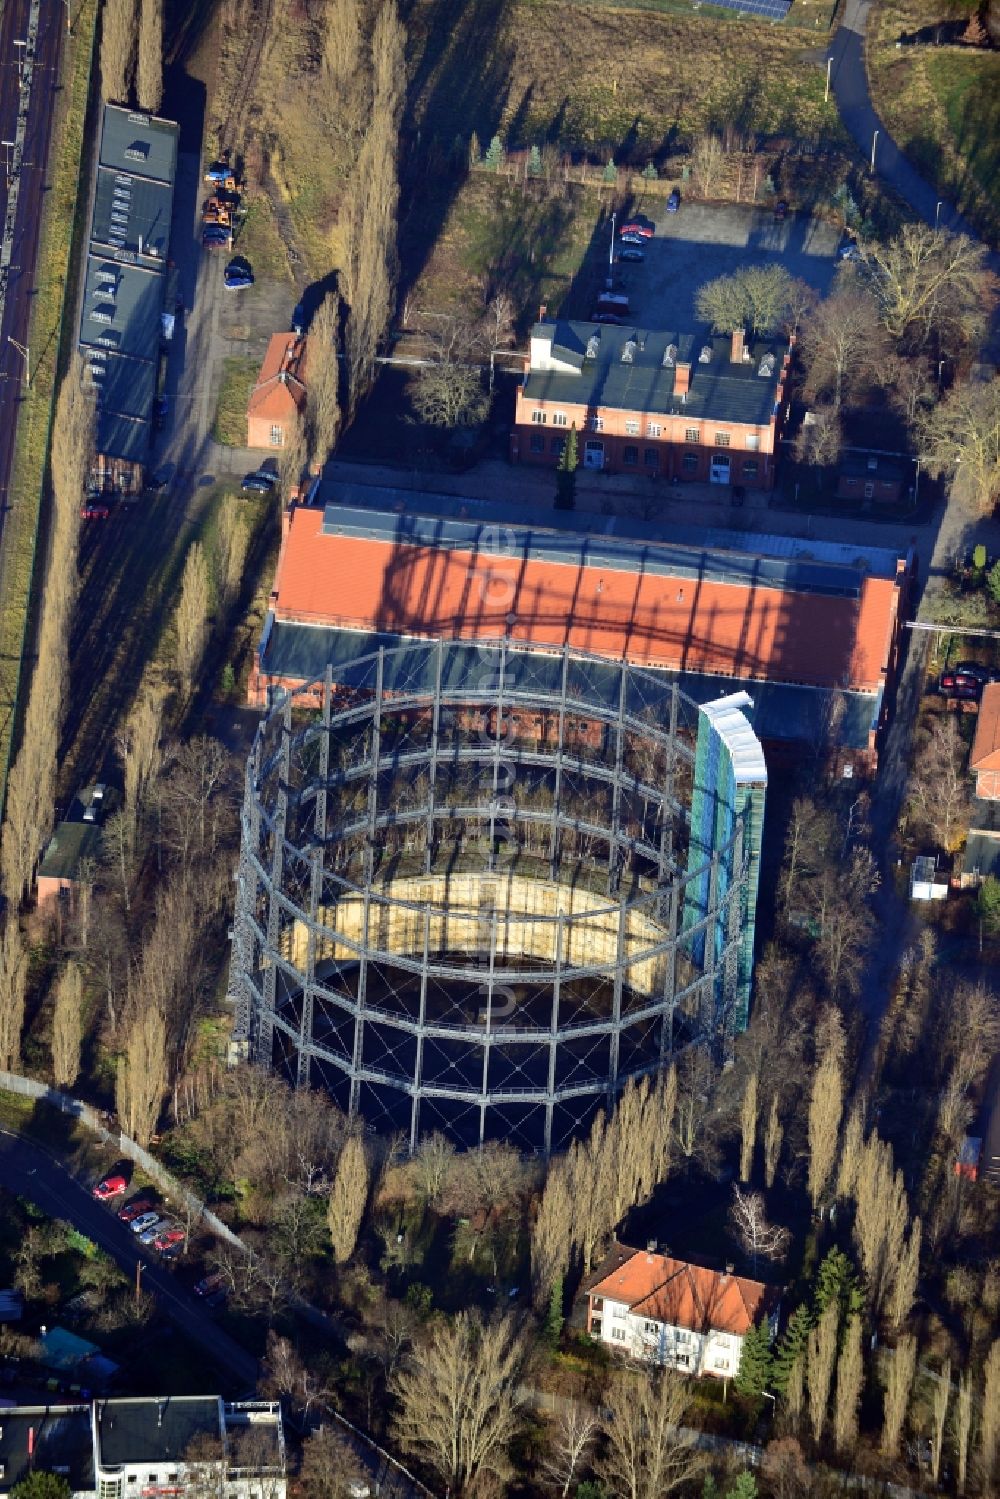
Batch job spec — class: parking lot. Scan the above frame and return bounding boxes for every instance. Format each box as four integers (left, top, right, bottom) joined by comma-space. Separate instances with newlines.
599, 201, 843, 330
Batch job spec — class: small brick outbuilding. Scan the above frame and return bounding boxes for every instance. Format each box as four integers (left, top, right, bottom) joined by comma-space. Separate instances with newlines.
247, 333, 308, 449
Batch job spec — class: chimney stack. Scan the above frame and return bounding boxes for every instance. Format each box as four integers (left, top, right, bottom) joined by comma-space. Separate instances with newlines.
731, 328, 745, 364
673, 361, 691, 397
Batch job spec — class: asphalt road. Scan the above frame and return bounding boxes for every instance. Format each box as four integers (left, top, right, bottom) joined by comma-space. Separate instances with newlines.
0, 1127, 260, 1392
0, 0, 63, 747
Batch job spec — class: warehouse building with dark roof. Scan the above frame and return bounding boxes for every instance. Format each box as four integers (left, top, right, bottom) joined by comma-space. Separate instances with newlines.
250, 481, 912, 771
79, 105, 178, 493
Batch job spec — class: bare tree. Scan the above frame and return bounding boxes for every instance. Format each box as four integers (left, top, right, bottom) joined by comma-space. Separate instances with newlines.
214, 502, 251, 618
412, 1130, 457, 1204
305, 292, 342, 473
51, 961, 83, 1088
101, 0, 137, 103
859, 225, 995, 348
760, 1437, 811, 1499
392, 1310, 525, 1494
690, 134, 724, 199
853, 1132, 909, 1314
794, 404, 842, 484
174, 541, 210, 692
412, 361, 488, 429
120, 686, 163, 827
323, 0, 361, 82
696, 263, 792, 335
115, 1003, 167, 1145
763, 1093, 783, 1189
728, 1185, 790, 1272
954, 1368, 972, 1495
262, 1330, 331, 1417
786, 1355, 805, 1427
982, 1338, 1000, 1494
884, 351, 936, 429
881, 1335, 916, 1457
136, 0, 163, 112
836, 1104, 865, 1201
597, 1368, 705, 1499
531, 1158, 573, 1309
278, 415, 309, 502
930, 1359, 951, 1483
807, 1299, 838, 1443
799, 280, 886, 410
906, 714, 971, 850
327, 1133, 368, 1263
808, 1024, 843, 1210
920, 375, 1000, 515
887, 1217, 921, 1330
0, 921, 28, 1071
299, 1425, 369, 1499
740, 1070, 758, 1183
833, 1315, 863, 1455
538, 1402, 597, 1497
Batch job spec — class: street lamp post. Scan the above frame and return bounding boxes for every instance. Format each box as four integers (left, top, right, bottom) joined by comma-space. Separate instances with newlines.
935, 200, 943, 230
825, 56, 833, 103
8, 337, 29, 389
938, 359, 946, 387
870, 130, 879, 174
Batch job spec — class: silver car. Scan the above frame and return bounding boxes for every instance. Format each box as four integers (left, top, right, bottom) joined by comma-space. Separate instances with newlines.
130, 1211, 160, 1236
138, 1219, 167, 1245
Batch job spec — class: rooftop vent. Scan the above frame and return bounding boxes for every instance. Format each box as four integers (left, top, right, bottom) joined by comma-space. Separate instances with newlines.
758, 353, 776, 378
621, 338, 636, 364
114, 173, 132, 186
124, 141, 150, 162
90, 308, 114, 325
867, 454, 878, 471
698, 345, 712, 364
662, 343, 678, 368
585, 334, 600, 360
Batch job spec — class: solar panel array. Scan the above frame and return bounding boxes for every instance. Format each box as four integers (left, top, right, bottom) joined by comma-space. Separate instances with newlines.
694, 0, 791, 18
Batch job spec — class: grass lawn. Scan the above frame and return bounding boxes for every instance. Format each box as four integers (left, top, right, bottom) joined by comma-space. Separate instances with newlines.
868, 0, 1000, 241
212, 357, 259, 445
232, 194, 292, 282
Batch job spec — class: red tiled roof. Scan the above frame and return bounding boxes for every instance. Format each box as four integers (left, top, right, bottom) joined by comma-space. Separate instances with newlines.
272, 507, 898, 692
589, 1247, 770, 1337
248, 333, 309, 422
972, 684, 1000, 771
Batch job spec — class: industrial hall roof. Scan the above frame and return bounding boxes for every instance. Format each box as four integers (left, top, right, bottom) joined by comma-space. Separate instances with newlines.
523, 320, 786, 426
269, 500, 906, 695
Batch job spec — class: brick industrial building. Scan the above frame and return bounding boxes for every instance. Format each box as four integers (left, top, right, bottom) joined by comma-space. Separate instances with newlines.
247, 332, 309, 449
250, 482, 912, 770
511, 318, 790, 490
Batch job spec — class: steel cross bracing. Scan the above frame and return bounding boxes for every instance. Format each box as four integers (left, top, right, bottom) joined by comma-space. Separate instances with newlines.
229, 641, 756, 1151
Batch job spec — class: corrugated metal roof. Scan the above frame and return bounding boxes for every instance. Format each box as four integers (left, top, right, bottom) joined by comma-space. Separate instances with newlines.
99, 103, 178, 186
699, 692, 768, 784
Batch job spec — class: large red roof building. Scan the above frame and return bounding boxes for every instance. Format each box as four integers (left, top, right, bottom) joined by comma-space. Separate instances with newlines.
250, 482, 912, 769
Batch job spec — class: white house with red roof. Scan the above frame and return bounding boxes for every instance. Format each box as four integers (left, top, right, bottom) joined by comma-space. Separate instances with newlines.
586, 1242, 779, 1378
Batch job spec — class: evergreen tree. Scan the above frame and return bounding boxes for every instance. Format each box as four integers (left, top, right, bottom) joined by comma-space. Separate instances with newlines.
725, 1477, 757, 1499
528, 144, 542, 177
484, 134, 505, 171
734, 1321, 773, 1398
771, 1304, 812, 1394
603, 158, 617, 183
813, 1246, 864, 1325
641, 161, 658, 180
555, 424, 578, 509
545, 1273, 564, 1346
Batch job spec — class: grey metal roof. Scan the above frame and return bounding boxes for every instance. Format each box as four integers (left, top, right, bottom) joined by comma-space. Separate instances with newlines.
307, 478, 903, 582
38, 821, 104, 881
963, 833, 1000, 880
523, 321, 784, 426
259, 621, 882, 750
90, 350, 157, 423
79, 256, 164, 360
98, 104, 178, 185
92, 168, 173, 260
95, 406, 151, 464
96, 1397, 222, 1468
0, 1406, 94, 1494
319, 502, 877, 600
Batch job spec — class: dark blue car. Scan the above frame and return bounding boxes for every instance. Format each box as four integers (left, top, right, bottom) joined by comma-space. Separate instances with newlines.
666, 188, 681, 213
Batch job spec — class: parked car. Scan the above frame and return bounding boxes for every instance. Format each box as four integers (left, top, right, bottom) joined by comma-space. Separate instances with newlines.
194, 1271, 225, 1298
153, 1226, 185, 1254
619, 232, 645, 246
839, 241, 862, 262
202, 225, 230, 247
139, 1221, 167, 1246
93, 1175, 127, 1201
619, 221, 653, 239
224, 264, 254, 290
939, 669, 985, 698
152, 395, 167, 431
774, 199, 788, 220
130, 1212, 161, 1236
666, 188, 681, 213
590, 312, 626, 325
617, 248, 645, 263
952, 660, 991, 682
241, 471, 276, 494
118, 1198, 154, 1223
80, 502, 111, 520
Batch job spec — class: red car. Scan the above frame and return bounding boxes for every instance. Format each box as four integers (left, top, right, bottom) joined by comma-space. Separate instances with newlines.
619, 221, 653, 239
80, 502, 111, 520
93, 1174, 127, 1201
153, 1226, 185, 1253
118, 1197, 153, 1222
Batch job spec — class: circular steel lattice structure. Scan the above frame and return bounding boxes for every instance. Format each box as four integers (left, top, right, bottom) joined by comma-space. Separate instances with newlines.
229, 639, 755, 1153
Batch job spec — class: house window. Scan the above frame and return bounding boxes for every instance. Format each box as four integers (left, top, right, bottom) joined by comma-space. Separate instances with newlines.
269, 424, 283, 446
684, 428, 700, 444
551, 436, 565, 456
552, 412, 567, 426
714, 1358, 731, 1372
647, 421, 662, 437
682, 453, 698, 473
589, 415, 604, 432
530, 433, 545, 453
625, 419, 640, 435
611, 1327, 627, 1342
592, 1297, 604, 1311
623, 445, 638, 465
864, 481, 875, 499
612, 1304, 627, 1319
644, 1320, 658, 1334
644, 448, 659, 468
714, 431, 730, 447
745, 432, 760, 450
743, 459, 758, 479
531, 410, 547, 424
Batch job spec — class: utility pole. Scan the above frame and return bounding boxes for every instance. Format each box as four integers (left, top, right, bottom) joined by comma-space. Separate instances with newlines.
870, 130, 879, 175
8, 336, 29, 389
825, 56, 832, 103
135, 1259, 144, 1305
